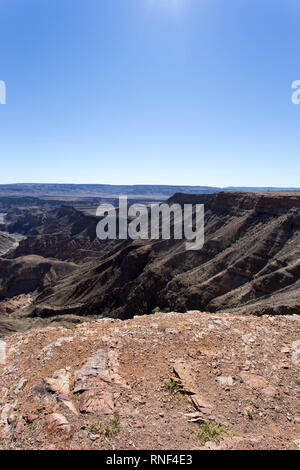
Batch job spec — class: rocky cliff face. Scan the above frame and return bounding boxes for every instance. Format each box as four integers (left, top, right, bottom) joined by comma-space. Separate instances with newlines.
4, 205, 118, 263
0, 256, 78, 300
0, 233, 19, 256
5, 206, 109, 263
169, 190, 300, 214
1, 191, 300, 323
0, 212, 24, 256
0, 311, 299, 450
27, 191, 300, 319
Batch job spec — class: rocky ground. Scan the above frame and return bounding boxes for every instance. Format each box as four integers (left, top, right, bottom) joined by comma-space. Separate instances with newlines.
0, 311, 299, 450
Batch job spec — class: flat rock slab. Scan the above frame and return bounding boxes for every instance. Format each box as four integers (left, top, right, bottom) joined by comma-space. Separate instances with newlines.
0, 341, 6, 365
173, 360, 197, 394
74, 349, 110, 393
291, 340, 300, 367
79, 389, 114, 415
45, 413, 71, 435
44, 368, 78, 415
240, 372, 268, 388
173, 359, 212, 411
74, 349, 115, 416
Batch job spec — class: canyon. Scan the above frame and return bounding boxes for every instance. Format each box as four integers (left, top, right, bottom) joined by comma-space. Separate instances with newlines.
1, 190, 300, 326
0, 189, 299, 450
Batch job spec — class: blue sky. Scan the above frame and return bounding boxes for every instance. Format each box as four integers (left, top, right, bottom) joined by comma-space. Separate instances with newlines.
0, 0, 300, 186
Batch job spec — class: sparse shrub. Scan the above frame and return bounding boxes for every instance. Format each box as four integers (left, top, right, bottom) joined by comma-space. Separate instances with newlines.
90, 412, 120, 438
247, 410, 254, 420
105, 412, 120, 437
90, 419, 101, 434
193, 420, 234, 444
164, 379, 179, 393
294, 377, 300, 386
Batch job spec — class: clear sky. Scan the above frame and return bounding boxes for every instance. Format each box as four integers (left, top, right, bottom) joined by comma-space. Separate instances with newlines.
0, 0, 300, 187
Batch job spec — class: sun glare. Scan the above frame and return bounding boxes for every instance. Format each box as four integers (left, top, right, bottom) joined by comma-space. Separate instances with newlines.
148, 0, 187, 12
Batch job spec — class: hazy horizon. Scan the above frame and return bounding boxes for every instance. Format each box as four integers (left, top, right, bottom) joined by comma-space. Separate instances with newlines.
0, 182, 300, 191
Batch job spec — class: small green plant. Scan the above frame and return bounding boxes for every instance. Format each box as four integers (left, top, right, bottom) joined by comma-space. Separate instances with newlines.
193, 420, 234, 444
294, 377, 300, 386
247, 410, 254, 420
90, 412, 120, 438
90, 419, 101, 434
35, 407, 45, 416
105, 412, 120, 437
164, 380, 179, 393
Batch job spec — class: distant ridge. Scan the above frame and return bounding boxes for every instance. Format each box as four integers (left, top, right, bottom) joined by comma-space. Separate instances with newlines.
0, 183, 299, 200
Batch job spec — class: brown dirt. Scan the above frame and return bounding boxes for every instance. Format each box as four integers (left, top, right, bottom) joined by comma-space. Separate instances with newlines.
0, 311, 299, 450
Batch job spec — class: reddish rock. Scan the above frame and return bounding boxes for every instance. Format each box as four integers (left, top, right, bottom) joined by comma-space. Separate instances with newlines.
280, 347, 290, 354
240, 372, 268, 388
43, 369, 78, 415
24, 414, 38, 424
79, 390, 114, 415
7, 412, 17, 425
15, 418, 26, 435
74, 349, 115, 416
45, 413, 71, 435
261, 387, 277, 399
279, 362, 290, 369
